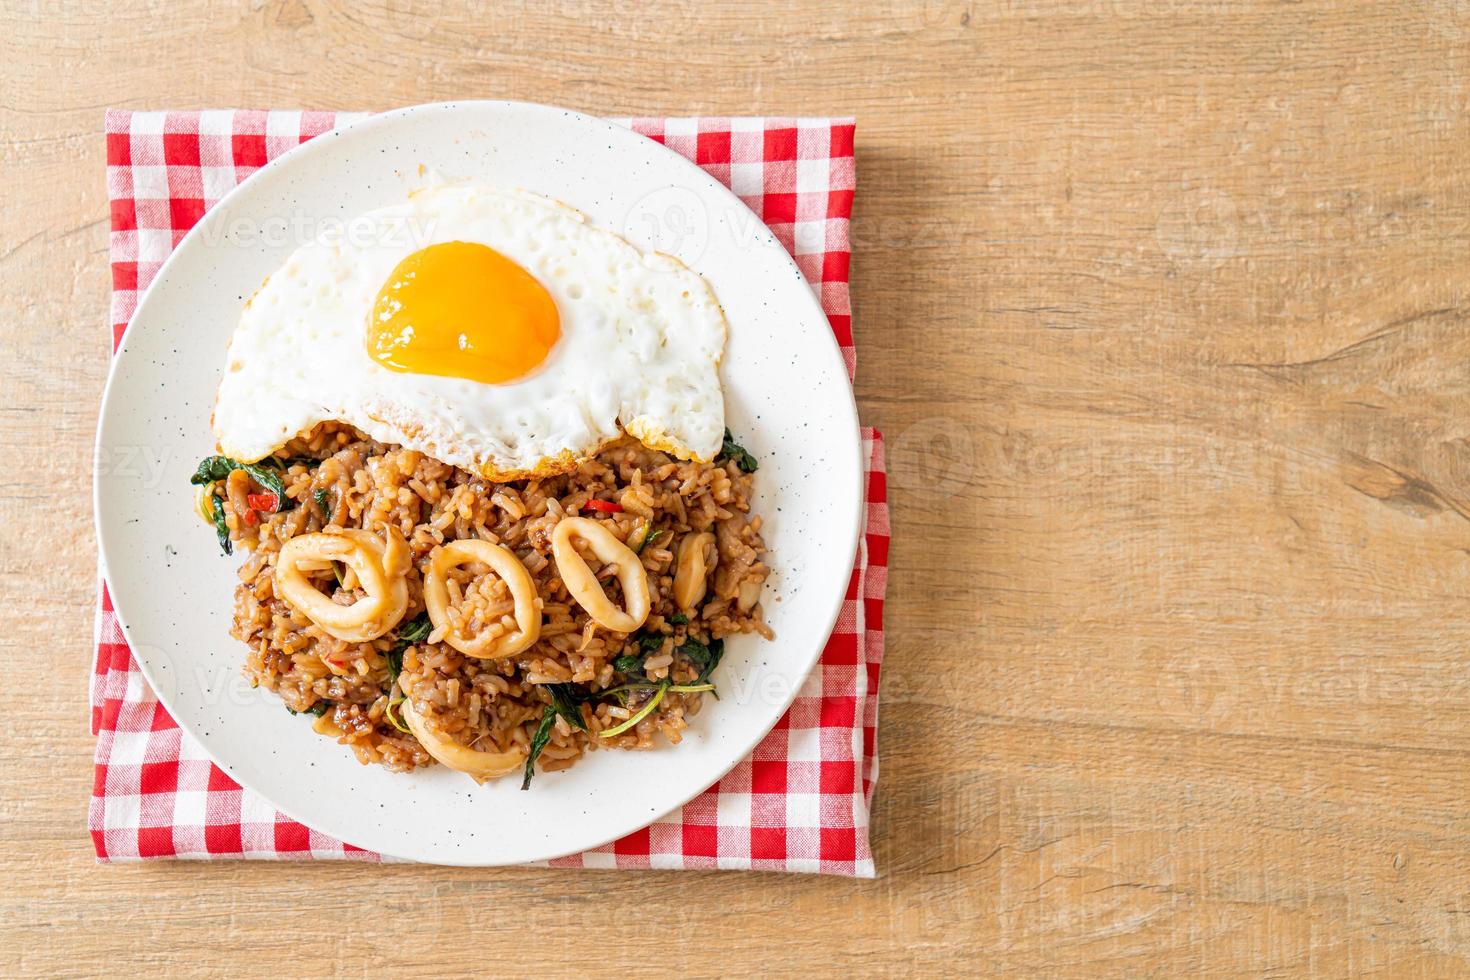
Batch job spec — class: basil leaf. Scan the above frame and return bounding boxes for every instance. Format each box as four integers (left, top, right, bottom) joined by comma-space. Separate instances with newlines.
679, 637, 725, 688
523, 685, 593, 787
634, 527, 664, 555
313, 488, 331, 516
615, 632, 674, 676
308, 700, 332, 717
547, 683, 589, 733
522, 707, 557, 790
384, 614, 432, 688
668, 613, 689, 626
190, 455, 237, 485
697, 638, 725, 686
208, 492, 232, 556
718, 429, 758, 473
676, 637, 710, 671
190, 455, 294, 511
240, 462, 290, 509
399, 614, 432, 643
599, 679, 671, 738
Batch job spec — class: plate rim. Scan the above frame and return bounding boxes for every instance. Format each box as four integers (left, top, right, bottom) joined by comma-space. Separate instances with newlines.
93, 98, 864, 865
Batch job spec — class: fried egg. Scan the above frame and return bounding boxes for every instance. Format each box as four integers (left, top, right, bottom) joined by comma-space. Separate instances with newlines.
212, 185, 727, 478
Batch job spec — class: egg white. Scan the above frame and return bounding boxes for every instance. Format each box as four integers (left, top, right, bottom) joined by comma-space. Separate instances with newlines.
212, 186, 727, 478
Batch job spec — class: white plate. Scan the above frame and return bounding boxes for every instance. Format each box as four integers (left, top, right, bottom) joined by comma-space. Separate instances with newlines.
94, 101, 862, 866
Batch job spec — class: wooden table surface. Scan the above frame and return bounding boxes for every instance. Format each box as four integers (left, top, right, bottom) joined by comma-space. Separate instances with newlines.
6, 1, 1470, 975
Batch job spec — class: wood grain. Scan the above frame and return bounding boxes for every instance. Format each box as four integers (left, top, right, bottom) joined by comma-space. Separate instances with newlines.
4, 0, 1470, 974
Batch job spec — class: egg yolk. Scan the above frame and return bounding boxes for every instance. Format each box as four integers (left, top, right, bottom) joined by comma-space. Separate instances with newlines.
367, 241, 560, 385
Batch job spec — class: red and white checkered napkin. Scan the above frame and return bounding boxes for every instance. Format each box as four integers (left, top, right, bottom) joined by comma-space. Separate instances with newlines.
93, 110, 888, 875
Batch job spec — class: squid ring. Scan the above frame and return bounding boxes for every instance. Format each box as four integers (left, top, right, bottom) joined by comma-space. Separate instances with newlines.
275, 527, 410, 642
551, 516, 650, 633
399, 689, 525, 784
673, 531, 716, 611
423, 539, 542, 659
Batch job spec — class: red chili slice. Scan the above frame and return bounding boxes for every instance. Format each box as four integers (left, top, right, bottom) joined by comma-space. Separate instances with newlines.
583, 499, 623, 514
247, 492, 279, 513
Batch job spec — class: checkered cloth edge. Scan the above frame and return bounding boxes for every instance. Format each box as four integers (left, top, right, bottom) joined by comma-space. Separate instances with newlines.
93, 110, 887, 875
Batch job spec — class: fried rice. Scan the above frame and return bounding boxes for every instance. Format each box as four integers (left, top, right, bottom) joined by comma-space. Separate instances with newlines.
204, 422, 771, 786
